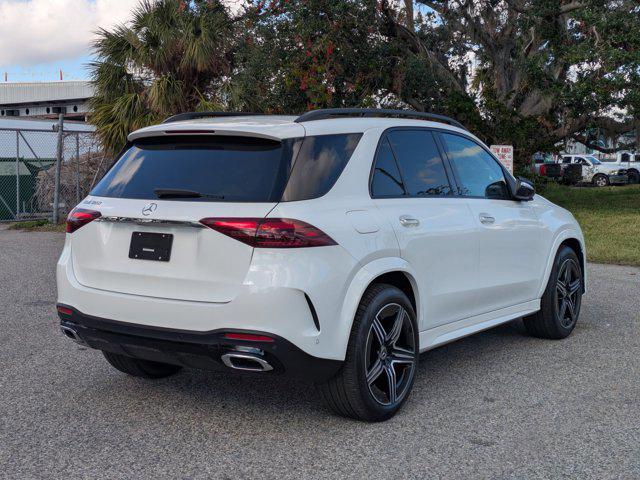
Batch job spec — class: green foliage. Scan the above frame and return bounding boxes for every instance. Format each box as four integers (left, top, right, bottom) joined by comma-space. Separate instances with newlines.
91, 0, 640, 165
229, 0, 389, 113
90, 0, 236, 153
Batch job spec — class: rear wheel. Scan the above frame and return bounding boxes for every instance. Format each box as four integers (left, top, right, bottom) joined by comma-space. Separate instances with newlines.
593, 174, 609, 187
524, 246, 582, 339
102, 351, 182, 379
627, 170, 639, 184
317, 284, 418, 422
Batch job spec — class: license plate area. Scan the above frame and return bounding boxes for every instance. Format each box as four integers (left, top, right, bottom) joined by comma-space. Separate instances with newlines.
129, 232, 173, 262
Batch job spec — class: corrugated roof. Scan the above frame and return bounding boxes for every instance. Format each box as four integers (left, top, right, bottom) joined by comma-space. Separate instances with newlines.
0, 81, 94, 105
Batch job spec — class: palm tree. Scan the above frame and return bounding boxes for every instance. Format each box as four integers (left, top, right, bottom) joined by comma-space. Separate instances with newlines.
89, 0, 239, 153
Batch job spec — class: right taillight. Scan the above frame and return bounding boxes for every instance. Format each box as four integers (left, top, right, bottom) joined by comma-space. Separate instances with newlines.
540, 164, 547, 176
66, 208, 101, 233
199, 217, 337, 248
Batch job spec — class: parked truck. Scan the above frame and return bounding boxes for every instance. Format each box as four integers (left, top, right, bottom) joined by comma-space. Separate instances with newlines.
604, 152, 640, 184
561, 154, 629, 187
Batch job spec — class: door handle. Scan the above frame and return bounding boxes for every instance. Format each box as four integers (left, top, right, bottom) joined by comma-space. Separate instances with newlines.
399, 215, 420, 228
479, 213, 495, 225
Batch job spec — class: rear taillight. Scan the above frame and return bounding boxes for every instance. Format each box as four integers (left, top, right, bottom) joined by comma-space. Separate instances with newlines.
199, 217, 337, 248
66, 208, 101, 233
540, 164, 547, 176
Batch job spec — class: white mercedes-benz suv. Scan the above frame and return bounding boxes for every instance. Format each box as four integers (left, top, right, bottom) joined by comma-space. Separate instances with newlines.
57, 109, 586, 421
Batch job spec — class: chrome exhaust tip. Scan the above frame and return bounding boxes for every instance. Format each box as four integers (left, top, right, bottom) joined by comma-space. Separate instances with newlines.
221, 352, 273, 372
60, 325, 87, 346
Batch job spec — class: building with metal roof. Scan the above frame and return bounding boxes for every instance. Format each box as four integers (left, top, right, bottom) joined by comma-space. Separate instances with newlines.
0, 81, 94, 121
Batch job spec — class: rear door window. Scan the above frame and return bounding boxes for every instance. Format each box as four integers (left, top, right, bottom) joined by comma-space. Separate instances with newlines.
386, 130, 453, 197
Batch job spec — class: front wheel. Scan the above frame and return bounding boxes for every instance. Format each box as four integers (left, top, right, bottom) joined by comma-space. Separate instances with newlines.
317, 284, 418, 422
627, 170, 639, 184
593, 174, 609, 187
524, 246, 582, 339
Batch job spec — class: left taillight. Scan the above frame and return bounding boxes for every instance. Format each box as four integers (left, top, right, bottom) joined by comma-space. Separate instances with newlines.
66, 208, 101, 234
199, 217, 337, 248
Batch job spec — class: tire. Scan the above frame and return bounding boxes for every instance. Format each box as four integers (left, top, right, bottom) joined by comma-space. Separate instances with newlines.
317, 284, 418, 422
592, 174, 609, 187
627, 170, 639, 184
102, 351, 182, 379
523, 246, 582, 339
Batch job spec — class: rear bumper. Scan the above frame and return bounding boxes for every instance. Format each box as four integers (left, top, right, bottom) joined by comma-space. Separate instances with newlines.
57, 234, 360, 361
58, 305, 342, 382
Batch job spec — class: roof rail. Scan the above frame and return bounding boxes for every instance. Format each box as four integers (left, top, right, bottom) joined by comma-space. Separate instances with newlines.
161, 111, 267, 124
294, 108, 467, 131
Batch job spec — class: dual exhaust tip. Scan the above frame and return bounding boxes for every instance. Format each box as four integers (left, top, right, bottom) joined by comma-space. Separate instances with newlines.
221, 352, 274, 372
61, 325, 274, 373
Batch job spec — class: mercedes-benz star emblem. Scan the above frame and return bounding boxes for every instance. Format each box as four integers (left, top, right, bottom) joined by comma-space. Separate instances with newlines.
141, 203, 158, 216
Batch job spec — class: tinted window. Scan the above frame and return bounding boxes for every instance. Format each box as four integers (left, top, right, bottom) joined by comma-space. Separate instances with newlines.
281, 133, 362, 201
371, 137, 405, 197
92, 133, 361, 203
387, 130, 452, 196
91, 136, 295, 202
440, 133, 510, 199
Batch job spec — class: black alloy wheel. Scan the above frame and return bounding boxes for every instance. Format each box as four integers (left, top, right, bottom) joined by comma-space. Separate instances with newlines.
554, 258, 582, 329
365, 303, 416, 406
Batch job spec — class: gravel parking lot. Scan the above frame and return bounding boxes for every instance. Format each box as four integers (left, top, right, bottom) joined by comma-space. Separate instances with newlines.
1, 228, 638, 479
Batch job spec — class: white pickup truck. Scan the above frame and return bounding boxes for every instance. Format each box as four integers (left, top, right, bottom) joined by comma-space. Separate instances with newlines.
561, 155, 629, 187
604, 152, 640, 184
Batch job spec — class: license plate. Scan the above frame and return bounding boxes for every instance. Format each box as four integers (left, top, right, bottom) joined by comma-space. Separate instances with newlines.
129, 232, 173, 262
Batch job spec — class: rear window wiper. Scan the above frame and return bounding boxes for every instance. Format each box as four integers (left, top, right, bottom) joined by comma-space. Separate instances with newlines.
153, 188, 225, 200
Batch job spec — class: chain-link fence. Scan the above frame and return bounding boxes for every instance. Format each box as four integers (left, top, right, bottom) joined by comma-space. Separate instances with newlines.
0, 119, 109, 222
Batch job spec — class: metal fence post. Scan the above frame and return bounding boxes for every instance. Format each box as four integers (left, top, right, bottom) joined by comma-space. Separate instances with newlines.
15, 131, 20, 219
75, 133, 81, 203
53, 114, 64, 223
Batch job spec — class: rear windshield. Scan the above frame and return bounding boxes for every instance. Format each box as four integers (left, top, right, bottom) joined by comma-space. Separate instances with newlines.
91, 133, 361, 202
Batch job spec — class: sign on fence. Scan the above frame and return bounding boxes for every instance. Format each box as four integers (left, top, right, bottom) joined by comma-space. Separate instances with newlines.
490, 145, 514, 173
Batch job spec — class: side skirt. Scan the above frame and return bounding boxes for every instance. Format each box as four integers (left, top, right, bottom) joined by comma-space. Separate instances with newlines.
419, 299, 540, 352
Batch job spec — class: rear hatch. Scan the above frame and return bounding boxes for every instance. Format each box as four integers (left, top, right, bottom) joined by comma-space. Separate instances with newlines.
70, 135, 298, 303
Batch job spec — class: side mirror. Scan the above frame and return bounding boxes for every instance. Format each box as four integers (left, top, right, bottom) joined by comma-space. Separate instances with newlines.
514, 177, 535, 201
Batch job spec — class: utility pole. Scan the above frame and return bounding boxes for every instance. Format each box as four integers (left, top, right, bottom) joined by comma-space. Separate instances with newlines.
53, 114, 64, 223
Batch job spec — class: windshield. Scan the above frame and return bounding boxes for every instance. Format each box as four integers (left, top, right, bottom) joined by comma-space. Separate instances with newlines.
585, 156, 601, 165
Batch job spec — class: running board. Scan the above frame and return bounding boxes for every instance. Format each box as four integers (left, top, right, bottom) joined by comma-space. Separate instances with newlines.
418, 299, 540, 352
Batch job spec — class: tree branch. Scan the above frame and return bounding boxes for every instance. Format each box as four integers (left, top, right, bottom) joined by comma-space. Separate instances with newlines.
559, 1, 585, 15
571, 135, 636, 154
379, 1, 465, 94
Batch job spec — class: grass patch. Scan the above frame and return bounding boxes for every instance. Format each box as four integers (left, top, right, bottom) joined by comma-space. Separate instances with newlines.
542, 183, 640, 266
7, 219, 66, 232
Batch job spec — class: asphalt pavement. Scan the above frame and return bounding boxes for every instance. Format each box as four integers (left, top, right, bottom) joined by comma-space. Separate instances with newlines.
1, 227, 638, 479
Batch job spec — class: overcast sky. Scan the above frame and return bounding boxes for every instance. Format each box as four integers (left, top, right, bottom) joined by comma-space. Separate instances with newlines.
0, 0, 245, 82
